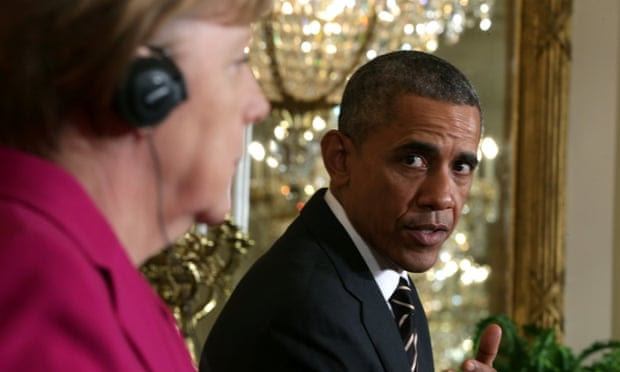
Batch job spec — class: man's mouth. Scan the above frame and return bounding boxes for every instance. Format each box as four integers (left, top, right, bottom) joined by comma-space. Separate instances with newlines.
406, 224, 449, 246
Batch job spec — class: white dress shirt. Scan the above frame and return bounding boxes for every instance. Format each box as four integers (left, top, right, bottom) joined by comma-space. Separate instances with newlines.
324, 189, 410, 312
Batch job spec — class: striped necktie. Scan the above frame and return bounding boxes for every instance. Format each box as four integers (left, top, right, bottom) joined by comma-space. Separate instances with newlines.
389, 277, 418, 371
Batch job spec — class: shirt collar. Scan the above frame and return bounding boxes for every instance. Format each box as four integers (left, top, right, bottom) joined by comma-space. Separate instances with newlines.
324, 188, 408, 303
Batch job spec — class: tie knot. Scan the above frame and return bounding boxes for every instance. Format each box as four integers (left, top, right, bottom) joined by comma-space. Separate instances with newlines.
390, 277, 415, 312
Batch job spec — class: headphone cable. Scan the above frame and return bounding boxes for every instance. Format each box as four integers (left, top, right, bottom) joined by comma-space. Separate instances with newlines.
146, 134, 172, 249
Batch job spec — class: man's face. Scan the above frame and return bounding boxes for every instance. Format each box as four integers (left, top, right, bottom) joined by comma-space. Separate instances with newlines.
337, 94, 481, 273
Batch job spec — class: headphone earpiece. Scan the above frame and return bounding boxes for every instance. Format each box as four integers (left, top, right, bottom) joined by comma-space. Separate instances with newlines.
116, 47, 187, 127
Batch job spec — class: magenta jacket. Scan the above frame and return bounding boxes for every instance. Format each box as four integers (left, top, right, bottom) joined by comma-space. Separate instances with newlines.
0, 146, 195, 371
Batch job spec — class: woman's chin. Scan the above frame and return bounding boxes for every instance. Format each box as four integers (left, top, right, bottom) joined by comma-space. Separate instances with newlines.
194, 208, 229, 226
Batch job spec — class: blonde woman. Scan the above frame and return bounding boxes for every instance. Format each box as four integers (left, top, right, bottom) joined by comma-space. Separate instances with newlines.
0, 0, 271, 370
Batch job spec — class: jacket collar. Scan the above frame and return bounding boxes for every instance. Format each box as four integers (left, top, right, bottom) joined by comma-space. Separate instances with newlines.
0, 146, 191, 371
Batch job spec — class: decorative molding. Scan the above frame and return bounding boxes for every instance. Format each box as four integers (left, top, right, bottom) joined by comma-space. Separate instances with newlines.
510, 0, 572, 339
139, 220, 253, 362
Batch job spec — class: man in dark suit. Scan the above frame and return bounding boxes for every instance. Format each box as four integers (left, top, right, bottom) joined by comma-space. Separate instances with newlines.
201, 50, 501, 372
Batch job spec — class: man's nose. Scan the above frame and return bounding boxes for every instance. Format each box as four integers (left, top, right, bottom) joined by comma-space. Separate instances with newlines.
415, 168, 456, 211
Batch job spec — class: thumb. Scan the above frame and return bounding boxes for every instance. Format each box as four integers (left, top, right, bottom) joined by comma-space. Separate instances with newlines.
476, 323, 502, 365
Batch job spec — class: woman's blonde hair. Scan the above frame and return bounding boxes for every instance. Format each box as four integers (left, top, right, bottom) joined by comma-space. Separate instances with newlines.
0, 0, 272, 155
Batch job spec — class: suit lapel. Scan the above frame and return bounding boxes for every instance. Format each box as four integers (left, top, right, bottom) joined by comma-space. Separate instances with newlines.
300, 190, 412, 372
349, 274, 413, 372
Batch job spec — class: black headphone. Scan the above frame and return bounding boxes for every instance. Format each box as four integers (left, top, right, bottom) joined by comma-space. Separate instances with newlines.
116, 46, 187, 127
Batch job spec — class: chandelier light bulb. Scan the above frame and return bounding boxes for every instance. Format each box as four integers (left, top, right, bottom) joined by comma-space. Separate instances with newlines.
274, 126, 287, 140
454, 232, 467, 245
480, 18, 492, 31
312, 115, 327, 131
481, 137, 499, 159
266, 156, 279, 168
280, 1, 294, 15
403, 23, 415, 35
248, 141, 266, 161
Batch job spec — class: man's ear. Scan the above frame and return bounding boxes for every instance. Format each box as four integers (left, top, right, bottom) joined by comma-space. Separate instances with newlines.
321, 129, 355, 186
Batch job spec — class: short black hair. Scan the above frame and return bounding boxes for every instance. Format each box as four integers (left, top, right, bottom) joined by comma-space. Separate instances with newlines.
338, 50, 481, 146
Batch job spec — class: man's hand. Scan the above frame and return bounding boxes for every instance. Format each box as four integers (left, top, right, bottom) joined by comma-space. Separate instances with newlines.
445, 323, 502, 372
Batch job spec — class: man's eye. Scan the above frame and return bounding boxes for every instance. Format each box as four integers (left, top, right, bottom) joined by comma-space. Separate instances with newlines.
454, 162, 474, 175
404, 154, 426, 168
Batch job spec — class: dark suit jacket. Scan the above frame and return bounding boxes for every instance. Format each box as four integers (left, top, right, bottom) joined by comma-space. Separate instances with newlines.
201, 189, 434, 372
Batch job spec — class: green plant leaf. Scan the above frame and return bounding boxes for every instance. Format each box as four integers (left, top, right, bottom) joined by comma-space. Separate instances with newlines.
471, 315, 620, 372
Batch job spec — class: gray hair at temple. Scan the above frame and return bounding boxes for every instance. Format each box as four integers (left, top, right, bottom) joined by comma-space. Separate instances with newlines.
338, 50, 482, 147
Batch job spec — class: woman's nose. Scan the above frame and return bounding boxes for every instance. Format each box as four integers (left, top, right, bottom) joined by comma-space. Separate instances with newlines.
244, 68, 271, 125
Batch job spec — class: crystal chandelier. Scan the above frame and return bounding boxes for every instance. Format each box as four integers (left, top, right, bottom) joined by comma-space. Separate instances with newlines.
249, 0, 494, 113
248, 0, 494, 191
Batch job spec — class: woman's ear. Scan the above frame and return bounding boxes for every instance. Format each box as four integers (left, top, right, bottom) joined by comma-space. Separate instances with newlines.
320, 129, 355, 186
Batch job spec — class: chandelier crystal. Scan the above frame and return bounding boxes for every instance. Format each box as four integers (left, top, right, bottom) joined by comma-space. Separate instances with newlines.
249, 0, 495, 112
248, 0, 495, 190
